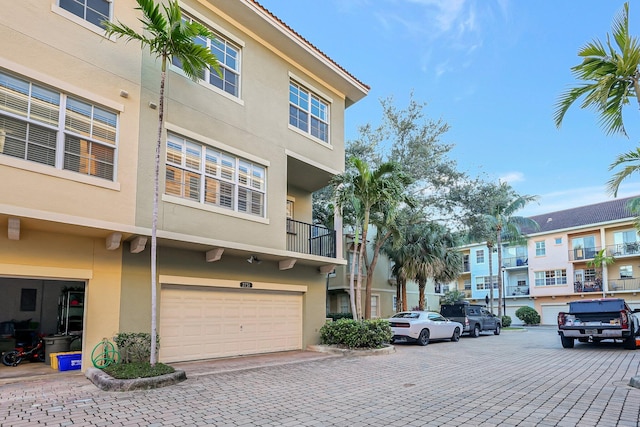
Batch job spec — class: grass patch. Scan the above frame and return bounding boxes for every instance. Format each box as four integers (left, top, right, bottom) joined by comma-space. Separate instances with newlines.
504, 326, 526, 331
104, 362, 175, 379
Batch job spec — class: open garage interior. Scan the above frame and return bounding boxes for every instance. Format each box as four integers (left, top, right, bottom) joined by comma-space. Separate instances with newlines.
160, 285, 303, 363
0, 278, 85, 371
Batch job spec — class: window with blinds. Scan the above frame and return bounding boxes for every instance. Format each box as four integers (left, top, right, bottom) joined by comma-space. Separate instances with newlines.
0, 71, 117, 181
165, 133, 265, 217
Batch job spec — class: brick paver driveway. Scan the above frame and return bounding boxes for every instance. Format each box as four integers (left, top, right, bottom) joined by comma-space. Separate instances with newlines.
1, 326, 640, 426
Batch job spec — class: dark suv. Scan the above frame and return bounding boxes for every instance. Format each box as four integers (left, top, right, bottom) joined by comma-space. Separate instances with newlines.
440, 302, 501, 337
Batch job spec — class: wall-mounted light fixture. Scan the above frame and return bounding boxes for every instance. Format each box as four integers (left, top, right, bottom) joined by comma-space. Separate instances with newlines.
247, 255, 262, 264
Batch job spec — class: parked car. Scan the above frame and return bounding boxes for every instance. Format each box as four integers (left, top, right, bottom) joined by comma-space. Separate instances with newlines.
388, 311, 463, 346
440, 302, 501, 337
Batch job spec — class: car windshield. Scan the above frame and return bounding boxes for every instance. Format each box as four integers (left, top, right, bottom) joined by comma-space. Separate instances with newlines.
391, 312, 420, 319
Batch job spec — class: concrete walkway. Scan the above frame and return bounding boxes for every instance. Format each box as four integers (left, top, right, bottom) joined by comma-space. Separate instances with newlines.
1, 327, 639, 426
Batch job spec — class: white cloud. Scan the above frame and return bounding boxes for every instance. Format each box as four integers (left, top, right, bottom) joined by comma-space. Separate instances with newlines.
499, 171, 524, 184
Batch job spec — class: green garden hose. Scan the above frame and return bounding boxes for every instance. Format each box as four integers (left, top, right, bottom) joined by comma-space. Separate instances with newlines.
91, 338, 120, 369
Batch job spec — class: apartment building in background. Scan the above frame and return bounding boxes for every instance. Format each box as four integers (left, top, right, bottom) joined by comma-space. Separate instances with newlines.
452, 196, 640, 324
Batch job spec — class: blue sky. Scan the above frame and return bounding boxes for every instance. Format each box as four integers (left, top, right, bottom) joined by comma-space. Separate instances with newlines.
258, 0, 640, 216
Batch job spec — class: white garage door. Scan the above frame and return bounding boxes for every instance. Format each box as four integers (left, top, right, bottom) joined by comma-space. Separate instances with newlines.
159, 285, 303, 363
541, 304, 568, 325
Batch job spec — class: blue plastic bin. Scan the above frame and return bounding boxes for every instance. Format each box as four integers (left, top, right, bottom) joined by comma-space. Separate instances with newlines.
57, 353, 82, 371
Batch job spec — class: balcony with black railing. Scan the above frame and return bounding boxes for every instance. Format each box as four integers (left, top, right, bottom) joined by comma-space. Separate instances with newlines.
286, 219, 336, 258
568, 246, 601, 262
502, 256, 528, 268
573, 280, 602, 293
606, 242, 640, 257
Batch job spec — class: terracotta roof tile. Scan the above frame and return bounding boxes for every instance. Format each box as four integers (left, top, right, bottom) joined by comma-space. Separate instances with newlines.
249, 0, 370, 91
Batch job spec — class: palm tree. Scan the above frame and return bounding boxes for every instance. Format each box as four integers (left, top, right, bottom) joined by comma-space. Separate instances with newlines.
103, 0, 221, 365
587, 249, 616, 297
554, 2, 640, 137
607, 148, 640, 196
333, 158, 410, 319
484, 186, 539, 317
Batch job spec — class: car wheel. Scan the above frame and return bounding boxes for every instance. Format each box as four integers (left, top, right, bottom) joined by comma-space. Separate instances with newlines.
624, 335, 637, 350
451, 327, 460, 342
417, 329, 430, 346
560, 334, 574, 348
494, 324, 501, 335
471, 324, 480, 338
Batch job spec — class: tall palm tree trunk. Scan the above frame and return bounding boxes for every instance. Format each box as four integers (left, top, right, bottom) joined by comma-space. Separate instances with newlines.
149, 63, 166, 366
401, 277, 407, 311
418, 278, 426, 310
349, 234, 358, 320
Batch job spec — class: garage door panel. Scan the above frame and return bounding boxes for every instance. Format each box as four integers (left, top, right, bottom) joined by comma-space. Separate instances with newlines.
160, 286, 303, 363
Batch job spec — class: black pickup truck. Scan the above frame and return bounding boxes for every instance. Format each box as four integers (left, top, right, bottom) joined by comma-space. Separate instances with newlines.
557, 298, 640, 349
440, 302, 501, 337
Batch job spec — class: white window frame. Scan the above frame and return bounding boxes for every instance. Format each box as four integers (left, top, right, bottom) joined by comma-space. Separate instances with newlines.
535, 241, 546, 256
534, 269, 567, 286
165, 133, 266, 218
476, 249, 485, 264
0, 70, 118, 181
54, 0, 112, 32
289, 79, 330, 144
371, 294, 380, 318
172, 14, 241, 99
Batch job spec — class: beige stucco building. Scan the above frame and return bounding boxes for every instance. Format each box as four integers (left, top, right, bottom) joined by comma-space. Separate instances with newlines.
0, 0, 368, 369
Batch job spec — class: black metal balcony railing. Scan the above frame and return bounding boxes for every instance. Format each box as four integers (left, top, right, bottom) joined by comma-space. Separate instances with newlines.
606, 242, 640, 257
506, 285, 529, 296
608, 277, 640, 291
502, 256, 528, 268
286, 219, 336, 258
568, 246, 600, 262
574, 280, 602, 293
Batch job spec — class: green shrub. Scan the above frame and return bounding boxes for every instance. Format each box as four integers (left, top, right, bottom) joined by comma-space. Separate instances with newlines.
326, 313, 353, 321
501, 315, 512, 327
440, 290, 466, 305
113, 332, 160, 364
320, 318, 392, 349
515, 306, 540, 325
104, 361, 174, 379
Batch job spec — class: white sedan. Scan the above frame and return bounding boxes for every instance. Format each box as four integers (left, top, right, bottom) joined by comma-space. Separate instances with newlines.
388, 311, 463, 346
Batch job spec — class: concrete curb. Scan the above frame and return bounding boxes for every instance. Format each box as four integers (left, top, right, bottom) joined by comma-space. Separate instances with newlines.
85, 367, 186, 391
307, 344, 395, 356
629, 376, 640, 389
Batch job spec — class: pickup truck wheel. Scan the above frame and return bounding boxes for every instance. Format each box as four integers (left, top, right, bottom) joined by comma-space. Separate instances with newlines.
560, 334, 574, 348
494, 324, 501, 335
451, 327, 460, 342
624, 335, 637, 350
417, 329, 430, 346
470, 324, 480, 338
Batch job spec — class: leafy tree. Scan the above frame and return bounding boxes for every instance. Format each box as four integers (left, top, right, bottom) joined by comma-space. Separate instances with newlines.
554, 2, 640, 137
104, 0, 221, 365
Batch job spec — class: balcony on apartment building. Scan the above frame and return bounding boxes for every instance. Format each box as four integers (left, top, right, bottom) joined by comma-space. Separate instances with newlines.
608, 277, 640, 292
286, 218, 336, 258
606, 242, 640, 257
568, 246, 601, 262
506, 285, 529, 296
502, 256, 528, 268
573, 279, 603, 293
